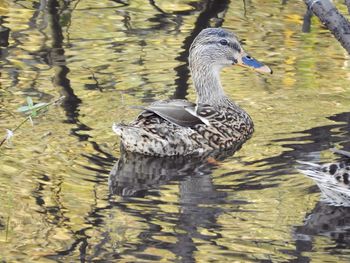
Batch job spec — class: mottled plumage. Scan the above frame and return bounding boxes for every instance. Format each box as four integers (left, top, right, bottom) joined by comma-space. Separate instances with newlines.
113, 28, 272, 156
298, 149, 350, 206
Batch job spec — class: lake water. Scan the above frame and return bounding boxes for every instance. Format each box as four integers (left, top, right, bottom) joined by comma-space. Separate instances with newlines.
1, 0, 350, 262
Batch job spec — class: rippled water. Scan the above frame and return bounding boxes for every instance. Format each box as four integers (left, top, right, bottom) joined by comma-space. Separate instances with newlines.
1, 0, 350, 262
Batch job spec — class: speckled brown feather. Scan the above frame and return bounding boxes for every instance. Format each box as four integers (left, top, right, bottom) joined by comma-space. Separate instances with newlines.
113, 99, 253, 156
113, 28, 270, 157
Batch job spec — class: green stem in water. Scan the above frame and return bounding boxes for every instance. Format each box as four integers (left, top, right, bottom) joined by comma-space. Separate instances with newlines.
0, 96, 65, 148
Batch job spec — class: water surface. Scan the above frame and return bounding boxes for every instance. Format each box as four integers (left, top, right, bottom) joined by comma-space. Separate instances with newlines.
1, 0, 350, 262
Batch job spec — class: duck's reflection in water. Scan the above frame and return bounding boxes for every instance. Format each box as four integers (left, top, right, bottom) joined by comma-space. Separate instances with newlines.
293, 149, 350, 259
108, 149, 245, 261
110, 152, 209, 197
294, 202, 350, 252
109, 148, 238, 198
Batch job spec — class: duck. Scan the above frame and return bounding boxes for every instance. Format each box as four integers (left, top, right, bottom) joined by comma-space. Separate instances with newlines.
298, 148, 350, 206
113, 28, 272, 157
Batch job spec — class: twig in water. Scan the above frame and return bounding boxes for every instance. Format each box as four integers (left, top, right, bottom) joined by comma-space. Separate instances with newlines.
5, 215, 10, 242
83, 66, 103, 92
0, 96, 65, 148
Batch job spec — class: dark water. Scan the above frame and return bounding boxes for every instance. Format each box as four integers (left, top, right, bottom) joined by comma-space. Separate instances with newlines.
1, 0, 350, 262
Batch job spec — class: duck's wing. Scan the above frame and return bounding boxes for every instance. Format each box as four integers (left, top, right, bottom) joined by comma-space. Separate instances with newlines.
134, 100, 211, 127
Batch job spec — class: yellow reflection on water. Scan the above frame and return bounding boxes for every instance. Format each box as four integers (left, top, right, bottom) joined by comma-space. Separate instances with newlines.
1, 0, 350, 262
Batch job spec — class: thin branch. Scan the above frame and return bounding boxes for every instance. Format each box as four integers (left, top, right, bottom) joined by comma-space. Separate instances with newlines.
5, 215, 10, 242
0, 96, 65, 148
83, 66, 103, 92
346, 0, 350, 15
304, 0, 350, 53
149, 0, 166, 14
302, 8, 313, 33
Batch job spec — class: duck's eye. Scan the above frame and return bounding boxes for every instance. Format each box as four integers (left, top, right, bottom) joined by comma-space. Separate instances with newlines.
246, 55, 252, 60
219, 39, 228, 46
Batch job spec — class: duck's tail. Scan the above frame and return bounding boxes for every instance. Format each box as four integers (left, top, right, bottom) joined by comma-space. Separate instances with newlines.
112, 123, 173, 156
296, 160, 322, 169
112, 123, 126, 136
297, 161, 325, 182
297, 160, 350, 206
113, 122, 157, 144
112, 123, 202, 156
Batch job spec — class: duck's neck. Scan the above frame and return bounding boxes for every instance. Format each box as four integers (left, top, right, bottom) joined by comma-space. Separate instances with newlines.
190, 62, 234, 108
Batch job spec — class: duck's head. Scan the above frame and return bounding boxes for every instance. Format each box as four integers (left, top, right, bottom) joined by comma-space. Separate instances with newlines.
189, 28, 272, 74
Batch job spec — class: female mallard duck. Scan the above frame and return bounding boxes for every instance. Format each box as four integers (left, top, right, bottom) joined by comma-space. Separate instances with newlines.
298, 149, 350, 206
113, 28, 272, 156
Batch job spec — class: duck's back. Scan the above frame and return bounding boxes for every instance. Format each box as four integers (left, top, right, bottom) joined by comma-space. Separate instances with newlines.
113, 99, 253, 156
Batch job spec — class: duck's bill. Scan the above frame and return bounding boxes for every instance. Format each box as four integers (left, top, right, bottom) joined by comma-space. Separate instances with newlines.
237, 55, 273, 74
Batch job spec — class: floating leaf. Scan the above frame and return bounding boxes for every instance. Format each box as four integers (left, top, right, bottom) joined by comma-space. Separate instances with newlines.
26, 96, 33, 108
31, 102, 48, 109
1, 96, 63, 149
17, 102, 48, 115
17, 105, 31, 113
